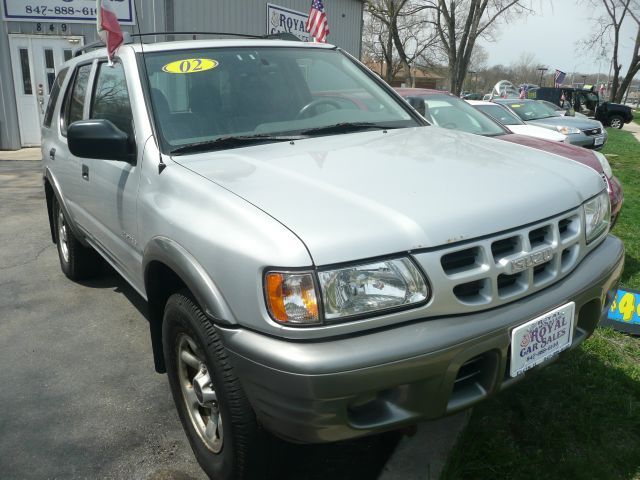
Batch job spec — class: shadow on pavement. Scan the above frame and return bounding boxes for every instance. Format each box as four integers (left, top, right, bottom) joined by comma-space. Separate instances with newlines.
80, 266, 404, 480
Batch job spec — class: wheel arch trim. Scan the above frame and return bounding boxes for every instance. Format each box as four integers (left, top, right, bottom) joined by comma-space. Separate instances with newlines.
143, 236, 237, 326
43, 167, 87, 246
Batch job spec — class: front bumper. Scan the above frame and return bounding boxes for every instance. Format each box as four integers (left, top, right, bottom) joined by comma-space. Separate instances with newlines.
219, 235, 624, 444
568, 131, 607, 150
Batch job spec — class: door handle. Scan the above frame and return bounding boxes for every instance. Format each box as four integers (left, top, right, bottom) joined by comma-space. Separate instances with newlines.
82, 164, 89, 181
49, 148, 56, 160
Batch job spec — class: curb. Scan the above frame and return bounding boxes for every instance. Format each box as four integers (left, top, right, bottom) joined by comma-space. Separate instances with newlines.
0, 148, 42, 161
378, 411, 471, 480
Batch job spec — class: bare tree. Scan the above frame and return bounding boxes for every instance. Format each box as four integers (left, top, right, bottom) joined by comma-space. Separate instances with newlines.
364, 1, 438, 85
428, 0, 531, 95
509, 52, 541, 86
583, 0, 634, 101
617, 1, 640, 102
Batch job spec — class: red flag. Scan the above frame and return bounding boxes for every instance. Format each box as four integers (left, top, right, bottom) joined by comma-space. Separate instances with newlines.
97, 0, 123, 63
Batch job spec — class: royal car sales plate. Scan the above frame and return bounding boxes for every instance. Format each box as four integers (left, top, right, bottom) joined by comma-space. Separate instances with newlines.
510, 302, 575, 377
594, 136, 605, 146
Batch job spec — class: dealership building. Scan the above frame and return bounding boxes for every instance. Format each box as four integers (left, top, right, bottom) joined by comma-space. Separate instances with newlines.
0, 0, 363, 150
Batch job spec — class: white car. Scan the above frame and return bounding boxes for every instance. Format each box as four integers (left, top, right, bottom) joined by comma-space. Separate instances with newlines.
467, 100, 567, 142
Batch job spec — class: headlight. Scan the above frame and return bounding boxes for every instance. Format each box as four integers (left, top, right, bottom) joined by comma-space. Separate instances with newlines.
556, 125, 581, 135
265, 258, 429, 325
317, 258, 429, 320
593, 151, 613, 178
584, 191, 610, 243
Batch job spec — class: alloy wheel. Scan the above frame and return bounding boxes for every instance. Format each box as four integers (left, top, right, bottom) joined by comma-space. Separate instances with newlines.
176, 333, 224, 453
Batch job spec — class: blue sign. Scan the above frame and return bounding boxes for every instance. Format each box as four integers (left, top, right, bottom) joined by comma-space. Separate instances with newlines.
602, 288, 640, 335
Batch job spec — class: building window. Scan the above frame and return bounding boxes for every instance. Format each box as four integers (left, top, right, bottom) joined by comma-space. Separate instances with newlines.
44, 49, 56, 93
19, 48, 33, 95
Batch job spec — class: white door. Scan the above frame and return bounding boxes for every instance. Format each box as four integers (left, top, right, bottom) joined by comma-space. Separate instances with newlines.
8, 35, 83, 147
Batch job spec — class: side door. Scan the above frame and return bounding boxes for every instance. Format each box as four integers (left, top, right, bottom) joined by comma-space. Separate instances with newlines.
80, 60, 142, 285
55, 61, 95, 227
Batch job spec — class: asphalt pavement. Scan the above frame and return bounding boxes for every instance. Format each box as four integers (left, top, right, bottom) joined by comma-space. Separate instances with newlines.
0, 157, 467, 480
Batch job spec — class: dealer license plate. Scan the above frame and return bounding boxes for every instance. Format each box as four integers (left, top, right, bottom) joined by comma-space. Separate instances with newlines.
594, 136, 605, 146
510, 302, 575, 377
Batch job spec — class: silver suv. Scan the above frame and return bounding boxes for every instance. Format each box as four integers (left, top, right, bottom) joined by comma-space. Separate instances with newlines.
42, 38, 624, 479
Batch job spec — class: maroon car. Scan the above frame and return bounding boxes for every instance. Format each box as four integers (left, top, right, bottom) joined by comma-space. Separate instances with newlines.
395, 88, 623, 225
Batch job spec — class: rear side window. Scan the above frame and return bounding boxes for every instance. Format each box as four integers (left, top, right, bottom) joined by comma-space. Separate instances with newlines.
65, 64, 92, 129
91, 62, 134, 138
43, 68, 68, 128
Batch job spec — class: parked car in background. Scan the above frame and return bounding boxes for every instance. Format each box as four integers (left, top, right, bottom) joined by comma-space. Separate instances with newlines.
530, 86, 634, 129
398, 89, 622, 225
461, 92, 483, 100
537, 100, 589, 120
467, 100, 567, 142
494, 98, 607, 149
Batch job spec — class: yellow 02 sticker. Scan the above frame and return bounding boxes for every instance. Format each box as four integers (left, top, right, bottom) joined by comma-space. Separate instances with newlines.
162, 58, 218, 74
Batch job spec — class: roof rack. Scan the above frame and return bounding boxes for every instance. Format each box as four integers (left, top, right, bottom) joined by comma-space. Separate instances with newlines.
73, 31, 301, 57
127, 31, 264, 41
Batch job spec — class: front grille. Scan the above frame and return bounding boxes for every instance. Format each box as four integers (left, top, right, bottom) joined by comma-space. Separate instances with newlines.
583, 127, 602, 136
441, 247, 480, 274
413, 209, 585, 314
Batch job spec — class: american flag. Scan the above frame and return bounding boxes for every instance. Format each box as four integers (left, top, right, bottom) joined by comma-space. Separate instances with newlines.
554, 69, 566, 88
306, 0, 330, 43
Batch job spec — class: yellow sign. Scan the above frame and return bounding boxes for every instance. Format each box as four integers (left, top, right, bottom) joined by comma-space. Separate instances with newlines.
162, 59, 218, 74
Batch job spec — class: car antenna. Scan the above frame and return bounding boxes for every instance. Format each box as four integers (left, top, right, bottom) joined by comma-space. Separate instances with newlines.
132, 8, 166, 174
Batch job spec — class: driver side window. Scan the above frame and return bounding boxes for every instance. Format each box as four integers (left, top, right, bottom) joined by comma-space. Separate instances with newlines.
91, 62, 134, 139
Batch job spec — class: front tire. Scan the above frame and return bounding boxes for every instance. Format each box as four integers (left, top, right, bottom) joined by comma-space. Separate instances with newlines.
609, 115, 624, 129
53, 199, 102, 280
163, 292, 266, 480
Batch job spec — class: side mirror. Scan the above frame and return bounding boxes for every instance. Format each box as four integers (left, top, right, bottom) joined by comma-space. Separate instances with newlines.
405, 96, 426, 117
565, 108, 575, 117
68, 119, 134, 162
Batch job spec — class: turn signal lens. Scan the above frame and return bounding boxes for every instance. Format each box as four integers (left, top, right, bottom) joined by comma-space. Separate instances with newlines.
265, 272, 320, 325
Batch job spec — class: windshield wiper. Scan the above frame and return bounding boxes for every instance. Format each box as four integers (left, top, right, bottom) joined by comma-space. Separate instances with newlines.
300, 122, 400, 136
170, 134, 306, 155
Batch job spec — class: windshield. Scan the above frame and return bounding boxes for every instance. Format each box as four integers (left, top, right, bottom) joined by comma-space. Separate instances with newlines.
474, 104, 523, 125
142, 47, 419, 153
505, 101, 557, 121
414, 94, 505, 136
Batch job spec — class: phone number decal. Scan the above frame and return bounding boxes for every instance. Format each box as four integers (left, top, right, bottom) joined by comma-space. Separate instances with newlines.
608, 289, 640, 325
24, 5, 97, 16
2, 0, 135, 24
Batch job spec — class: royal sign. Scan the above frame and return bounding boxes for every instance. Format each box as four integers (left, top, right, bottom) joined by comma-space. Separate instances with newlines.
266, 3, 310, 42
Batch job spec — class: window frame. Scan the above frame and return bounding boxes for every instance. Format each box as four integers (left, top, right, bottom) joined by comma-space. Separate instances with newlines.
43, 67, 69, 129
60, 60, 96, 137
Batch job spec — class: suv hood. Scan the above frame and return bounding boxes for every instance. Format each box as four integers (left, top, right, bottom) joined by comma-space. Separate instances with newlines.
174, 127, 605, 266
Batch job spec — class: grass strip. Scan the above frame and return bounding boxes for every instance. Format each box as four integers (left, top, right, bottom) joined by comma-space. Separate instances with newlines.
442, 128, 640, 480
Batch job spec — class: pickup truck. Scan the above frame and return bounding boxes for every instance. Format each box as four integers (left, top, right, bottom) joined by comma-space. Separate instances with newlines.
42, 37, 624, 479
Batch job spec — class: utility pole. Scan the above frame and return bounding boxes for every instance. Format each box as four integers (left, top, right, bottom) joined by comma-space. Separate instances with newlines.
468, 71, 476, 92
537, 67, 548, 87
